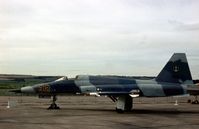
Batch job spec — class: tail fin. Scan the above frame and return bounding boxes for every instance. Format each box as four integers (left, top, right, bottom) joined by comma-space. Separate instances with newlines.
156, 53, 193, 84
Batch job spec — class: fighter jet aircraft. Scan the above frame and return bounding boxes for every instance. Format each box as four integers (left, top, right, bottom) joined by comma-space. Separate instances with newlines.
11, 53, 194, 112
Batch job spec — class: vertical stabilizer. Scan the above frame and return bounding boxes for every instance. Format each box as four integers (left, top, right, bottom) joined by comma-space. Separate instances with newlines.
156, 53, 193, 84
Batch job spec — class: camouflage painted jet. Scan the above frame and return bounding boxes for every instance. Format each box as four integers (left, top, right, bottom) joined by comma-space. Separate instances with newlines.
11, 53, 194, 112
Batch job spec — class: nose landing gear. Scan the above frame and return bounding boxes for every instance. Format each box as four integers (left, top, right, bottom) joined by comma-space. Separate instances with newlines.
48, 95, 60, 109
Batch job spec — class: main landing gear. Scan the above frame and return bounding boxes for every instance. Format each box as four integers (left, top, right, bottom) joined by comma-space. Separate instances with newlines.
48, 95, 60, 109
116, 95, 133, 113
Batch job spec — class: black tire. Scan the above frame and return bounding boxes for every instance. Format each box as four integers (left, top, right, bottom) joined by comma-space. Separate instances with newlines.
48, 104, 60, 110
116, 108, 124, 113
191, 100, 199, 104
187, 99, 191, 103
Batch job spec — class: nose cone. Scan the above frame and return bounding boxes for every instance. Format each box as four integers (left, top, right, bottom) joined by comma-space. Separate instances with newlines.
21, 86, 35, 93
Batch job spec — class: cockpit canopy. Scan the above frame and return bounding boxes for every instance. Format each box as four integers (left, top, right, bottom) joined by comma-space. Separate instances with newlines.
54, 76, 68, 82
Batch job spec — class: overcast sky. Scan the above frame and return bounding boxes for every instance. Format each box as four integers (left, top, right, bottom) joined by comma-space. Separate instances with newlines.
0, 0, 199, 79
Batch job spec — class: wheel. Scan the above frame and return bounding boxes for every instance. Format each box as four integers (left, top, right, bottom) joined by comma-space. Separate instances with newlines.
187, 99, 191, 103
48, 104, 60, 109
116, 108, 124, 113
191, 100, 199, 104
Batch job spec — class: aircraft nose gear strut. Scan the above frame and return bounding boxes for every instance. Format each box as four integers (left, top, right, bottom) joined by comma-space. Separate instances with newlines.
48, 95, 60, 109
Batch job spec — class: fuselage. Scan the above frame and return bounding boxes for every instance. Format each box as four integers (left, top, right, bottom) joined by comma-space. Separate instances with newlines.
24, 75, 187, 97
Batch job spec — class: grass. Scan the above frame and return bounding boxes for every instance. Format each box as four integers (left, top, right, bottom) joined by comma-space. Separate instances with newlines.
0, 75, 61, 96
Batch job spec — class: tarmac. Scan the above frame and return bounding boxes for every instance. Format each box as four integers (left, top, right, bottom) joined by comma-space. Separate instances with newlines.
0, 96, 199, 129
